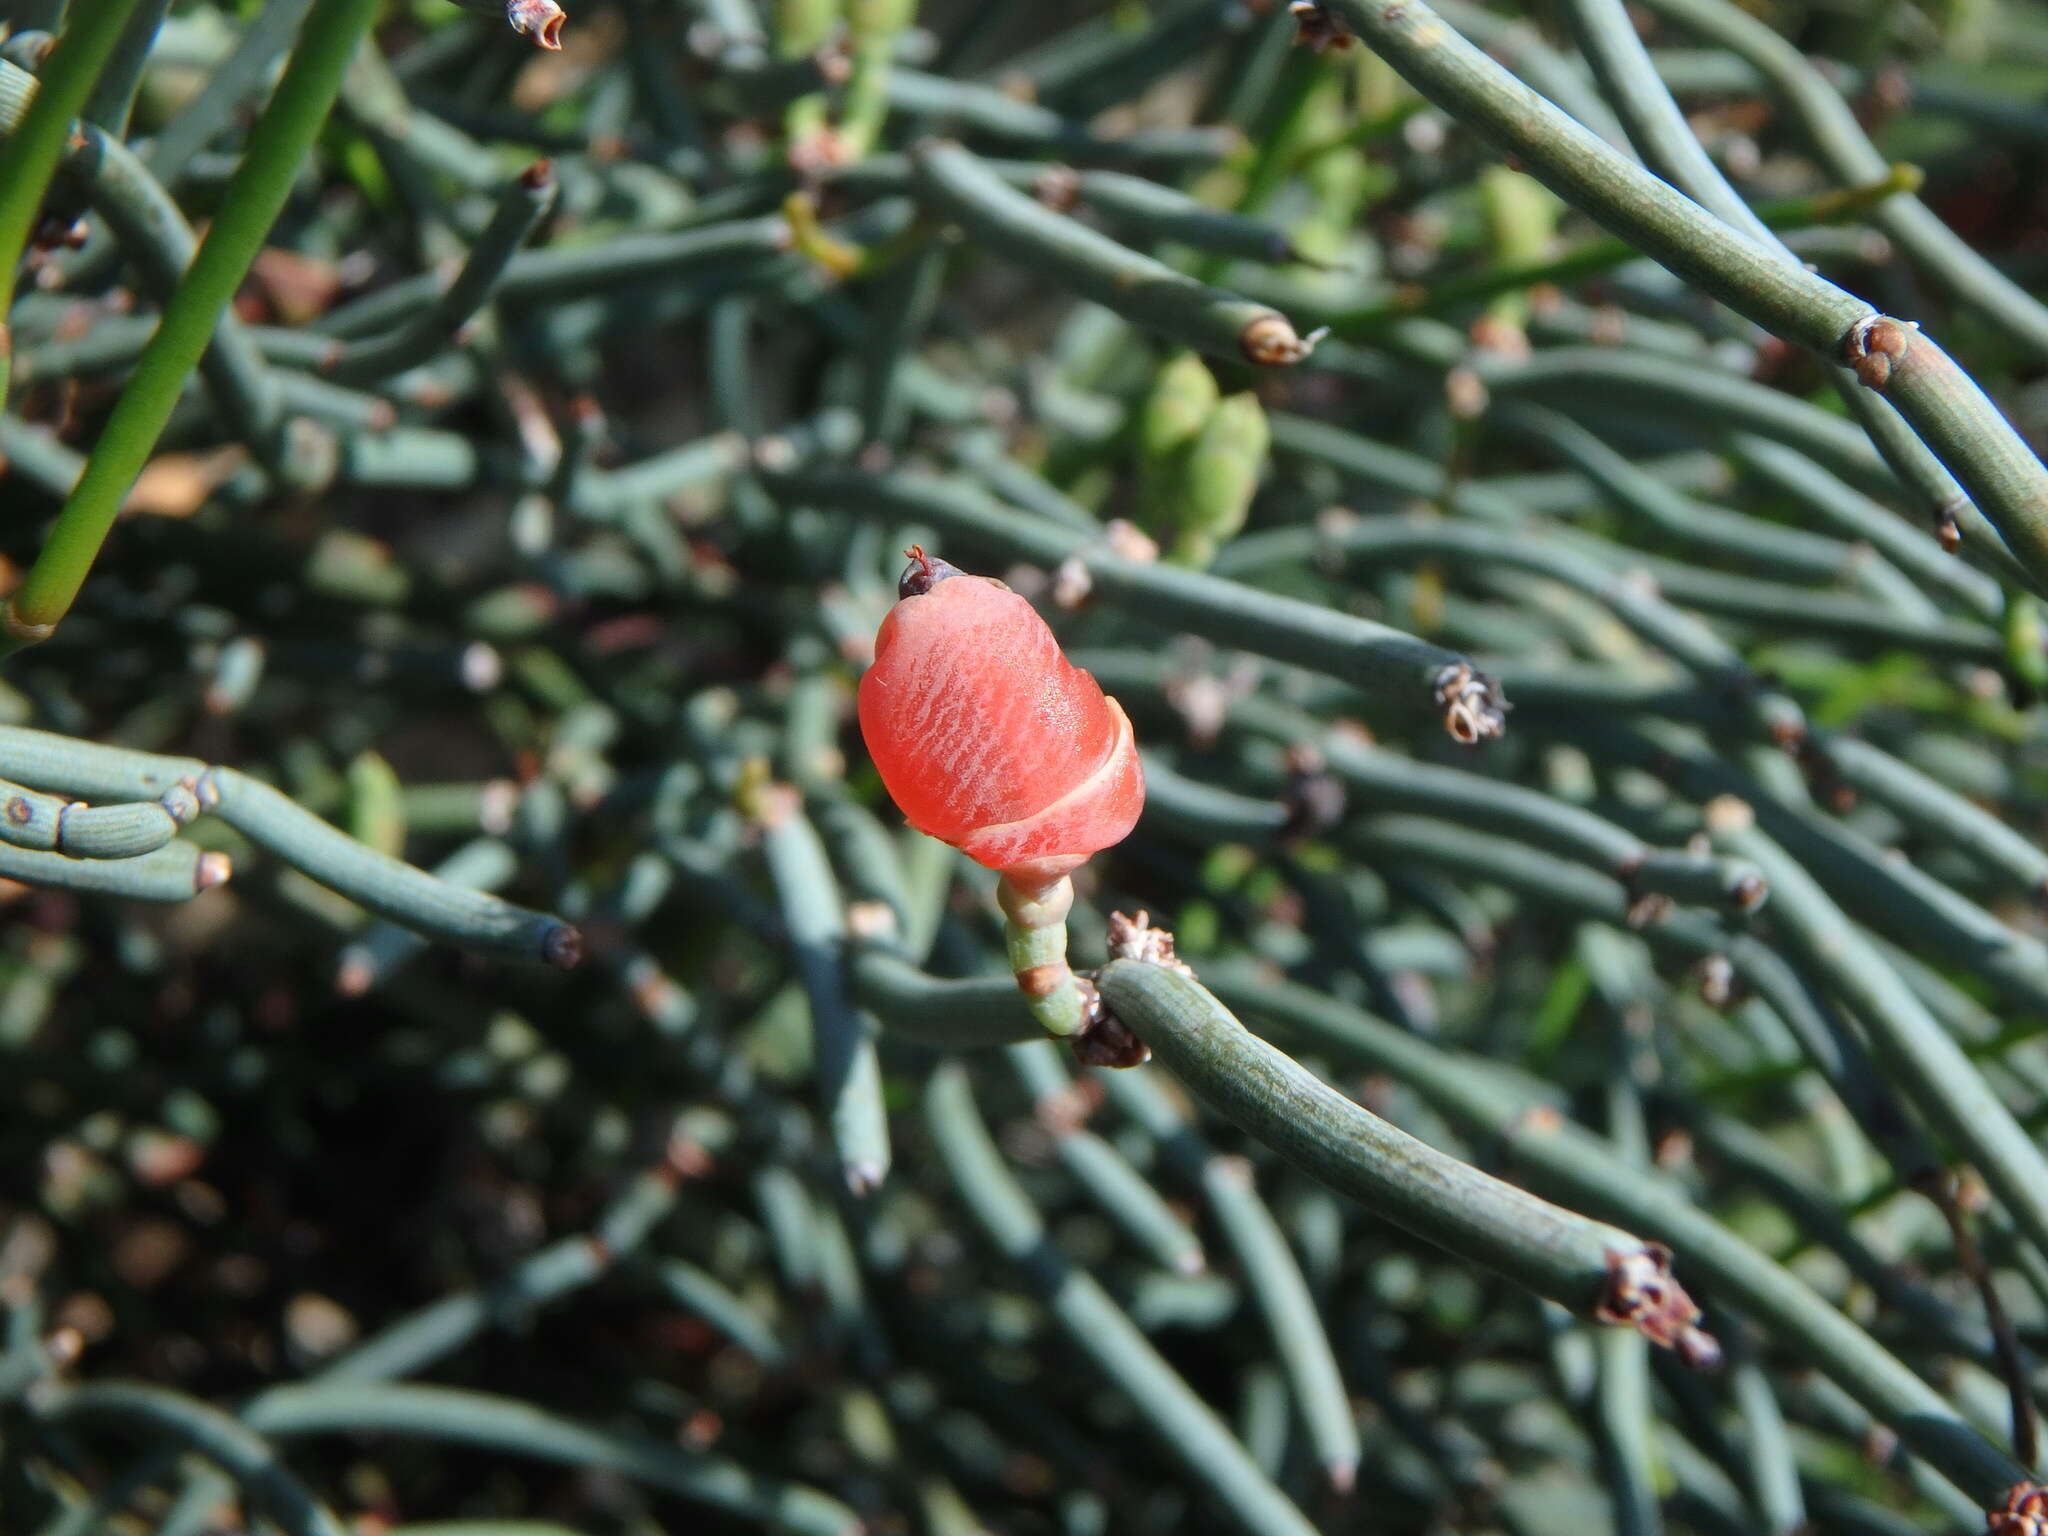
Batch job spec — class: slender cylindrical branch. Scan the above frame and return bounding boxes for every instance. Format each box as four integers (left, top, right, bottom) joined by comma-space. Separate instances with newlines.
321, 161, 558, 384
766, 465, 1504, 739
37, 1382, 347, 1536
910, 139, 1317, 365
1310, 0, 2048, 591
753, 781, 892, 1193
848, 950, 1041, 1048
1202, 964, 2028, 1503
998, 873, 1089, 1037
1008, 1043, 1208, 1277
1805, 733, 2048, 906
0, 838, 228, 901
0, 0, 150, 413
0, 772, 213, 859
1096, 957, 1715, 1359
0, 726, 578, 964
2, 0, 382, 651
924, 1063, 1323, 1536
1708, 806, 2048, 1272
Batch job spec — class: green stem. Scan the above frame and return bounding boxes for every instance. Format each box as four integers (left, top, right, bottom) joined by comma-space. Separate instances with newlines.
0, 0, 146, 407
1325, 166, 1916, 338
1199, 965, 2027, 1503
1638, 0, 2048, 363
997, 872, 1090, 1038
1, 0, 381, 653
910, 138, 1315, 366
1096, 959, 1714, 1353
1318, 0, 2048, 594
923, 1062, 1323, 1536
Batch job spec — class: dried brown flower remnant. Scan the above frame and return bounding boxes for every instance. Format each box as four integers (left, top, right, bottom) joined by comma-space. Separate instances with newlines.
1106, 909, 1197, 979
1433, 661, 1508, 745
1289, 0, 1354, 50
1598, 1243, 1720, 1366
1988, 1483, 2048, 1536
507, 0, 566, 48
1239, 313, 1326, 366
1068, 983, 1150, 1068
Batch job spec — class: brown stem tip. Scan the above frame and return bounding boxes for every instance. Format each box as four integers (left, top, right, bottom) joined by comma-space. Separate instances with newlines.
1987, 1483, 2048, 1536
543, 923, 585, 969
1432, 661, 1508, 745
1288, 0, 1354, 51
1106, 909, 1197, 977
1598, 1243, 1719, 1366
1240, 313, 1328, 366
897, 544, 967, 599
506, 0, 566, 49
1068, 988, 1150, 1068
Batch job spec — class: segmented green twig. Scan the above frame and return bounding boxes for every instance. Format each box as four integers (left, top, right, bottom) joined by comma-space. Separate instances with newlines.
0, 0, 148, 409
1097, 956, 1718, 1360
1314, 0, 2048, 592
3, 0, 381, 653
0, 726, 577, 963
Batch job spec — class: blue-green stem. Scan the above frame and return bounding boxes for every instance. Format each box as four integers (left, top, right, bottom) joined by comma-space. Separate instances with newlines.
2, 0, 381, 652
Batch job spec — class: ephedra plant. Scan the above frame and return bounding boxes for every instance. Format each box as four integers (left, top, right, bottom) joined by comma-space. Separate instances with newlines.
3, 0, 2048, 1532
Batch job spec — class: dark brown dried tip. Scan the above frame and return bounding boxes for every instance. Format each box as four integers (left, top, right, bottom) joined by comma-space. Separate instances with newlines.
1622, 892, 1672, 930
1288, 0, 1354, 50
898, 544, 965, 599
1106, 909, 1197, 977
1695, 953, 1735, 1009
1841, 312, 1916, 390
844, 1161, 886, 1197
1730, 872, 1768, 913
1069, 978, 1150, 1069
543, 923, 584, 969
1240, 313, 1326, 366
1597, 1243, 1718, 1364
1432, 662, 1508, 746
1071, 1014, 1149, 1068
506, 0, 566, 49
1280, 745, 1347, 839
1986, 1481, 2048, 1536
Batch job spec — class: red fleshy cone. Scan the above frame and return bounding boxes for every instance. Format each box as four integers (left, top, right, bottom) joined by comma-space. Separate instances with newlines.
859, 554, 1144, 886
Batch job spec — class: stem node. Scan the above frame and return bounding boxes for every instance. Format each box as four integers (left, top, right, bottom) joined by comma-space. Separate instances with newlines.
1842, 312, 1918, 390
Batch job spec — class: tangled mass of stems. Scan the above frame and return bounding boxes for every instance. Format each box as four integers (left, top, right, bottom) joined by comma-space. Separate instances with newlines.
7, 0, 2048, 1529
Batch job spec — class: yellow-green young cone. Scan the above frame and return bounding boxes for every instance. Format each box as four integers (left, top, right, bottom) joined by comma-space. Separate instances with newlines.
346, 749, 407, 860
1478, 164, 1558, 329
1168, 390, 1268, 568
848, 0, 914, 33
838, 0, 916, 159
776, 0, 841, 55
1137, 351, 1221, 467
2004, 593, 2048, 692
1136, 352, 1218, 534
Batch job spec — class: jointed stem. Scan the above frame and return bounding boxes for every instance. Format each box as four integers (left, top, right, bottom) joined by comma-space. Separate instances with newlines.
1316, 0, 2048, 594
997, 873, 1091, 1037
0, 0, 148, 409
1, 0, 381, 655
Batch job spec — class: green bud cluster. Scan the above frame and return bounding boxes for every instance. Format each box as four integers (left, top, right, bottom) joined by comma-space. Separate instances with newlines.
1135, 351, 1271, 569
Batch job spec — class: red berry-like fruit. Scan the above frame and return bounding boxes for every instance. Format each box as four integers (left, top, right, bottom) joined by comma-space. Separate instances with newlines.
859, 548, 1144, 887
